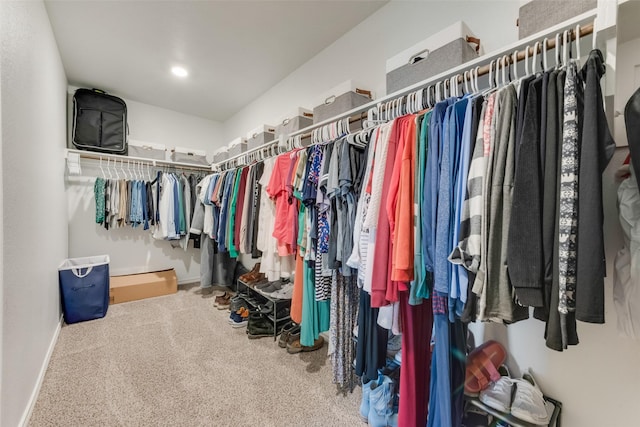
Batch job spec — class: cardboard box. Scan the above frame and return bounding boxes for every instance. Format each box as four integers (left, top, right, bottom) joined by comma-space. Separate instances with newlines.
109, 269, 177, 304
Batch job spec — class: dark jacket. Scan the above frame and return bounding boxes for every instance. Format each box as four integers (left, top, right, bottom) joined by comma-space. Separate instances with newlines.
575, 49, 615, 323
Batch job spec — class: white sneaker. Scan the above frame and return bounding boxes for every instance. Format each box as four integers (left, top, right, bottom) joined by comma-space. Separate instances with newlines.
394, 350, 402, 365
510, 371, 550, 425
479, 377, 514, 413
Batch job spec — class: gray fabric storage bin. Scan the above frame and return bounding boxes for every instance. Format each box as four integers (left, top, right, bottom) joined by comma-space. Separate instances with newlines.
519, 0, 596, 39
275, 115, 314, 138
386, 38, 479, 94
128, 141, 166, 160
213, 151, 228, 163
313, 90, 372, 124
170, 150, 209, 166
228, 141, 247, 157
247, 131, 275, 150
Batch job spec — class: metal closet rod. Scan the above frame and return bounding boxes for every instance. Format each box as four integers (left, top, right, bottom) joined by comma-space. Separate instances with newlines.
215, 20, 594, 169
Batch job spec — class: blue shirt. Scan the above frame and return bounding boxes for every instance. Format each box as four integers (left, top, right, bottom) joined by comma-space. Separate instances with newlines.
449, 96, 473, 319
424, 99, 454, 282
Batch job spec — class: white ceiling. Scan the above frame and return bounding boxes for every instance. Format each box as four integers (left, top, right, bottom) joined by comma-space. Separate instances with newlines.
45, 0, 387, 122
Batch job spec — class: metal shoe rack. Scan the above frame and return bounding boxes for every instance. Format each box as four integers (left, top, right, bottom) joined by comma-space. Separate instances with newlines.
237, 278, 292, 341
464, 395, 562, 427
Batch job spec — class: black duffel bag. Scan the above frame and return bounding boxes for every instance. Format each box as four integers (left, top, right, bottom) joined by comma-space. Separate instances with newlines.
72, 88, 128, 155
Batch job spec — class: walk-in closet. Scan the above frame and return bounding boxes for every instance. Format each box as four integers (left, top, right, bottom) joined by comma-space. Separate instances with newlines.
2, 1, 639, 426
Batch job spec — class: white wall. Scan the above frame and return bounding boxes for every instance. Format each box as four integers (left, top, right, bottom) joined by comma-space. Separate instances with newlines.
0, 1, 69, 425
222, 0, 521, 140
66, 90, 224, 283
468, 148, 639, 427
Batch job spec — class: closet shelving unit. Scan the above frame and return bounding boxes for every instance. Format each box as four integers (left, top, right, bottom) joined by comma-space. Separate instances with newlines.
213, 8, 610, 172
237, 278, 292, 341
65, 148, 215, 173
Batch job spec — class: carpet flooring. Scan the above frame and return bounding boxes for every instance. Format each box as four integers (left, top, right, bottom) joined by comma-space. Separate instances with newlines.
29, 284, 362, 427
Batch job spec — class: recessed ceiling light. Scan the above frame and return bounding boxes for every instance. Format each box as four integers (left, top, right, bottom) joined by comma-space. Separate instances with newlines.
171, 66, 188, 78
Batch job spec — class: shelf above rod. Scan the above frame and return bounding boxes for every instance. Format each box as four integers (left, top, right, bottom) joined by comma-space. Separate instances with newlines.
65, 148, 215, 172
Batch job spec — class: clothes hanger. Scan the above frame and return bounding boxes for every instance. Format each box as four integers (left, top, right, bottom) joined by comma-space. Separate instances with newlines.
463, 71, 470, 95
472, 66, 479, 93
554, 33, 562, 69
542, 38, 549, 71
512, 50, 519, 81
99, 157, 106, 179
532, 41, 540, 75
562, 29, 570, 66
592, 18, 597, 50
575, 24, 582, 66
481, 60, 496, 95
504, 55, 511, 84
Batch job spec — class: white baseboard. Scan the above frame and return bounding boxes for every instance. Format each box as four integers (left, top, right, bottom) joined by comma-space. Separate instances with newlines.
19, 315, 62, 427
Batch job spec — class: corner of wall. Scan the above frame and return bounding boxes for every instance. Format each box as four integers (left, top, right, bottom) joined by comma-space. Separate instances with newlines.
18, 316, 62, 427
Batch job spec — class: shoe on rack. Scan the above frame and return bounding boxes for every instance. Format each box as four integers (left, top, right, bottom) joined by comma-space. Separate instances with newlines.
254, 279, 272, 290
245, 274, 267, 288
274, 306, 290, 320
510, 370, 550, 425
247, 327, 274, 339
286, 335, 325, 354
239, 263, 261, 282
259, 281, 284, 294
229, 294, 250, 313
270, 283, 294, 300
479, 378, 514, 413
248, 319, 289, 339
258, 301, 275, 314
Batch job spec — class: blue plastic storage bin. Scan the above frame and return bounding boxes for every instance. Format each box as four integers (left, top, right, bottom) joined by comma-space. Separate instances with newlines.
58, 255, 110, 324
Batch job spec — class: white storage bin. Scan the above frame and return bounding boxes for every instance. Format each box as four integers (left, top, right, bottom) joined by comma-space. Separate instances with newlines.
246, 125, 276, 150
274, 108, 314, 138
386, 21, 481, 95
128, 140, 166, 160
313, 80, 373, 124
227, 137, 247, 157
213, 147, 229, 164
170, 146, 209, 166
519, 0, 596, 39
